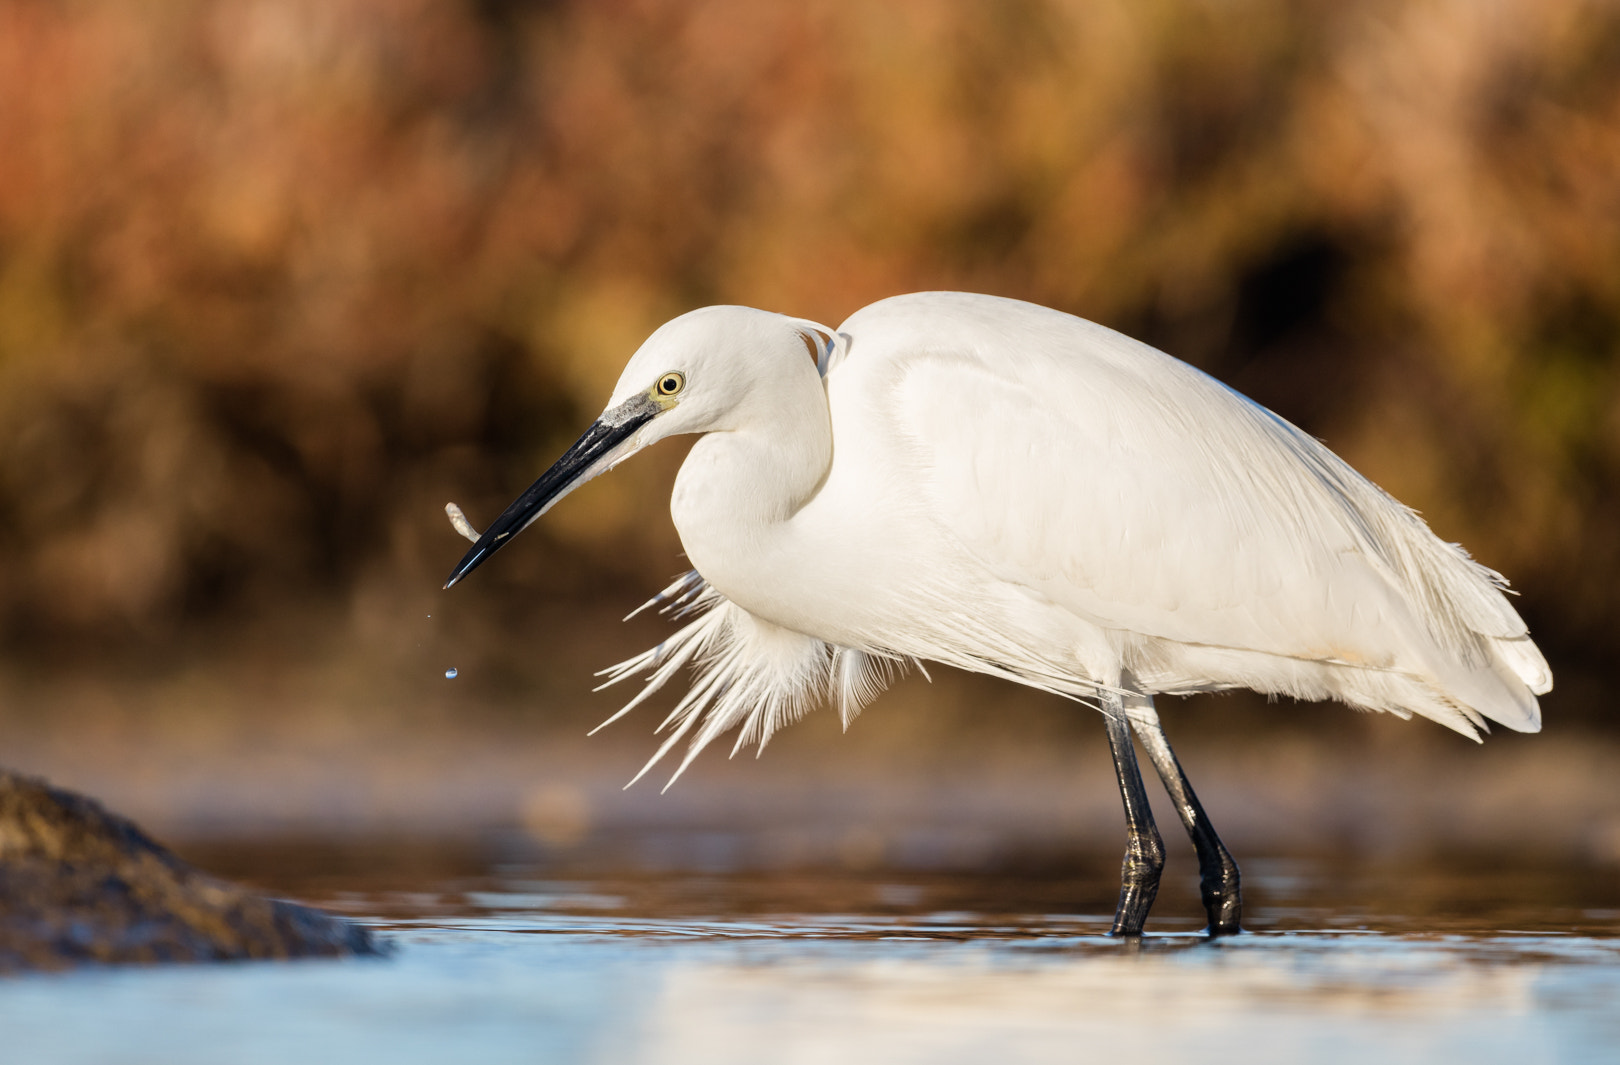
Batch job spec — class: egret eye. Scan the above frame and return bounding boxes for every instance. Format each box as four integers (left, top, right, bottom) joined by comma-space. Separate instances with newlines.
656, 372, 685, 396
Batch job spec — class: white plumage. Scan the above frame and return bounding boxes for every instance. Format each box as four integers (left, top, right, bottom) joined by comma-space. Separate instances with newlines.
446, 290, 1550, 934
579, 292, 1546, 772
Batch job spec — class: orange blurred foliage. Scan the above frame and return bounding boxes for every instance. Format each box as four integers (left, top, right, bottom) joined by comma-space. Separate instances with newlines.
0, 0, 1616, 714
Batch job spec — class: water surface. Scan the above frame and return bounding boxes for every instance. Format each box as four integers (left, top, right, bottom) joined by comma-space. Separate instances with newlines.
3, 840, 1617, 1064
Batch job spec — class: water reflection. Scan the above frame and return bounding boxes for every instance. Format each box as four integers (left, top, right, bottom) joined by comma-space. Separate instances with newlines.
618, 933, 1620, 1065
2, 845, 1617, 1065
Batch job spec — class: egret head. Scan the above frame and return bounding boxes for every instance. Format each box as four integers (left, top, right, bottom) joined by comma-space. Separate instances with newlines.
444, 305, 835, 588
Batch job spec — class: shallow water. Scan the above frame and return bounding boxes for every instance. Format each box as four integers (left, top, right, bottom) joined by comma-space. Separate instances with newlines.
3, 840, 1618, 1065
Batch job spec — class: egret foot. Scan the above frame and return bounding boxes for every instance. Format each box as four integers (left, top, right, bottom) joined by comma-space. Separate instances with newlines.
1102, 696, 1165, 937
1110, 824, 1166, 938
1195, 842, 1242, 937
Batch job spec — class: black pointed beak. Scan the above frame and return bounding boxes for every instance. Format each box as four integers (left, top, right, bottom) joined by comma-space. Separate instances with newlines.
444, 395, 659, 589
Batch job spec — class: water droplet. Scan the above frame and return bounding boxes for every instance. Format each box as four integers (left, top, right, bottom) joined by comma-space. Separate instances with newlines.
444, 668, 459, 680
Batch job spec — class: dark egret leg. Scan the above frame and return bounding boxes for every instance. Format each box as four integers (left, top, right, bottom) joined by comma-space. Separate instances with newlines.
1100, 693, 1166, 937
1125, 694, 1243, 936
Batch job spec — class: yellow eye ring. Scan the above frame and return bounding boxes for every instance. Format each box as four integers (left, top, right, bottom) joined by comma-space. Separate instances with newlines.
656, 372, 685, 396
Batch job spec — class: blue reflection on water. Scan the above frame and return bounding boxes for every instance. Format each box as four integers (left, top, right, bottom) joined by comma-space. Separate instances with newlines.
2, 912, 1618, 1065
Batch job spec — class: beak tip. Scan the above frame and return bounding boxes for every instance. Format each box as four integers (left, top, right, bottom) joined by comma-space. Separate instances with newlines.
445, 546, 489, 590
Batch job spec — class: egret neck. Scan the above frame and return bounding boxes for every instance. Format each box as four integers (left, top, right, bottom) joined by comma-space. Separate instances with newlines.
669, 362, 833, 622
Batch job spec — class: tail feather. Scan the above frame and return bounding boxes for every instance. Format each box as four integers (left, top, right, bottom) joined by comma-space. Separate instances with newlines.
1491, 634, 1553, 696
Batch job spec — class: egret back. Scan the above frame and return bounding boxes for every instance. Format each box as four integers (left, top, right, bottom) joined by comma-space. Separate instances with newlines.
835, 292, 1548, 737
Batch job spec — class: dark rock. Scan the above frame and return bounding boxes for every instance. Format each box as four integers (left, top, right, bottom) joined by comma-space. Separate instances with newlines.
0, 770, 385, 971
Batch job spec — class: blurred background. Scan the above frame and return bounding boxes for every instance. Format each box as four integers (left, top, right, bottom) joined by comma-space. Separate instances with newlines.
1, 0, 1618, 886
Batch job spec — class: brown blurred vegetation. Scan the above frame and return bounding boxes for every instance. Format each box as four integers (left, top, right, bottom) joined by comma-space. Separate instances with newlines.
1, 0, 1618, 730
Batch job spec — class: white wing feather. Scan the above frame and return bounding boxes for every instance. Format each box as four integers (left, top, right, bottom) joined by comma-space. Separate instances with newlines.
845, 293, 1546, 734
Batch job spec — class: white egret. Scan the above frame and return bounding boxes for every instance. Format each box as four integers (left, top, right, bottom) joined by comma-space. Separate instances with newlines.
445, 292, 1550, 937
